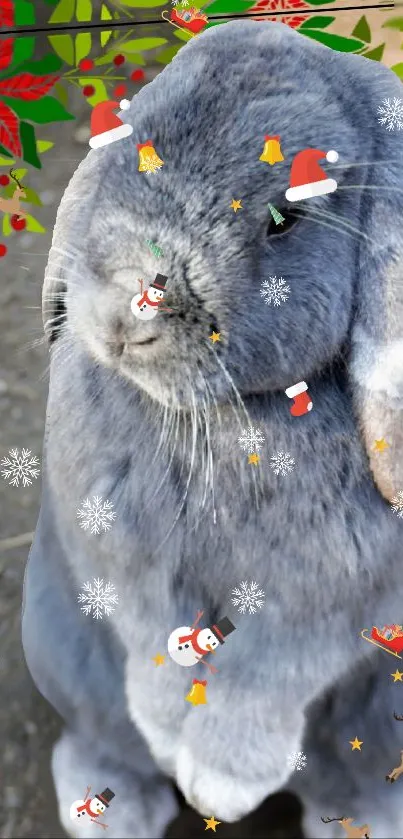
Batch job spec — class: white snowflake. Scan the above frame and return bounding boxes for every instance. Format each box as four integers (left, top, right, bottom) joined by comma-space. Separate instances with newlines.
391, 490, 403, 519
260, 276, 290, 307
377, 98, 403, 131
287, 751, 307, 772
270, 451, 295, 477
77, 495, 117, 535
231, 580, 266, 615
1, 448, 40, 487
78, 577, 119, 620
172, 0, 189, 5
238, 426, 265, 454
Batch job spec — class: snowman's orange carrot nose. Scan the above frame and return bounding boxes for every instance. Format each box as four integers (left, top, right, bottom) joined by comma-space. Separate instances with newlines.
206, 644, 216, 653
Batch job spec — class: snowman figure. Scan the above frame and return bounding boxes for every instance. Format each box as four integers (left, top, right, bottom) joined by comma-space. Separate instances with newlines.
168, 610, 236, 674
131, 273, 171, 321
70, 786, 115, 830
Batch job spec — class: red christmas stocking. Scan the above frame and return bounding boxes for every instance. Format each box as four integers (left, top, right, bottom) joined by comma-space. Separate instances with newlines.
285, 381, 313, 417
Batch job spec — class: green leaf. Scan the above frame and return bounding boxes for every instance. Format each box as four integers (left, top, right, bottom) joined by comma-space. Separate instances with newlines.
5, 38, 35, 74
1, 54, 63, 81
118, 38, 167, 51
0, 147, 14, 161
0, 154, 15, 166
173, 27, 194, 42
351, 15, 371, 43
20, 122, 41, 169
156, 45, 182, 64
299, 16, 334, 30
75, 33, 92, 63
391, 62, 403, 79
2, 215, 12, 237
201, 0, 254, 12
101, 3, 113, 19
14, 0, 36, 25
49, 0, 75, 23
362, 43, 385, 62
22, 187, 43, 207
300, 30, 365, 52
48, 34, 75, 65
24, 214, 46, 234
76, 0, 93, 20
36, 140, 54, 154
94, 49, 119, 66
9, 169, 27, 181
78, 78, 108, 106
121, 52, 146, 65
53, 81, 69, 108
1, 96, 75, 124
383, 17, 403, 31
100, 30, 113, 47
117, 0, 165, 4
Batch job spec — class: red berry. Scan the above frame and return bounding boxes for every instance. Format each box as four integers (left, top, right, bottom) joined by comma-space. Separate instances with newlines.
83, 85, 95, 97
113, 54, 125, 66
113, 83, 127, 99
131, 69, 145, 82
0, 243, 7, 257
11, 214, 26, 231
79, 58, 94, 71
0, 174, 10, 186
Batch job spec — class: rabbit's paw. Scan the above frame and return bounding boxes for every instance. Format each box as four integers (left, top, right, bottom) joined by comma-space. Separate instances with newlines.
176, 744, 270, 822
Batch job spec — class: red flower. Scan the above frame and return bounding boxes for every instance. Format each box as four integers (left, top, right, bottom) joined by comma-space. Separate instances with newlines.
0, 0, 14, 27
0, 102, 21, 156
0, 73, 60, 101
247, 0, 310, 27
0, 37, 13, 71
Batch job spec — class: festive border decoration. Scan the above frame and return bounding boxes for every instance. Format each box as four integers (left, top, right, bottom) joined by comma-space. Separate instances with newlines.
0, 0, 402, 257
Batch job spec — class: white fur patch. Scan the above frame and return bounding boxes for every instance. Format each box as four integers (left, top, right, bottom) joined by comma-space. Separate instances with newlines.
356, 340, 403, 399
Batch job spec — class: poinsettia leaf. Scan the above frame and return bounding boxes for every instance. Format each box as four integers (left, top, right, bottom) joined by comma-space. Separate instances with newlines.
118, 38, 167, 51
383, 17, 403, 31
48, 34, 75, 65
14, 0, 35, 25
0, 0, 14, 27
0, 74, 60, 101
20, 121, 41, 168
77, 78, 108, 106
352, 15, 371, 43
0, 103, 21, 157
1, 96, 75, 124
391, 62, 403, 79
0, 39, 13, 72
362, 43, 385, 61
49, 0, 75, 23
4, 37, 35, 75
36, 140, 54, 154
299, 16, 334, 30
76, 0, 93, 20
4, 54, 64, 76
75, 33, 92, 63
2, 215, 12, 237
24, 214, 46, 233
300, 30, 365, 52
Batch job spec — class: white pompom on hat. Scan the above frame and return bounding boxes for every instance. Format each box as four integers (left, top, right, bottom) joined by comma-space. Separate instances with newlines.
285, 148, 339, 202
89, 99, 133, 149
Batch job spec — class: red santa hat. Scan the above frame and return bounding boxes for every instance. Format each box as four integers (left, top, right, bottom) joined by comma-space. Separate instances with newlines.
285, 148, 339, 202
89, 99, 133, 149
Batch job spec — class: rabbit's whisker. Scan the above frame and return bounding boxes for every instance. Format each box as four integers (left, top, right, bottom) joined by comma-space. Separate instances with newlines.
300, 207, 372, 244
331, 158, 402, 170
338, 185, 403, 193
291, 209, 363, 244
138, 406, 180, 515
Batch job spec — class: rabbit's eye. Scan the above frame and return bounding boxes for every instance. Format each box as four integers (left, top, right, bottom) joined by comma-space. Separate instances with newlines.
267, 208, 301, 237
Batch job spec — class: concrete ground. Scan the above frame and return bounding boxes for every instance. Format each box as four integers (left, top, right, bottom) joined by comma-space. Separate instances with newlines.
0, 9, 402, 838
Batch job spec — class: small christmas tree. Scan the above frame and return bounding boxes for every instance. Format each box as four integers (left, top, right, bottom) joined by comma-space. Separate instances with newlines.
268, 203, 285, 226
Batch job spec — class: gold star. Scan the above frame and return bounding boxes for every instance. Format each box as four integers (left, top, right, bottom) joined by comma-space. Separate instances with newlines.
230, 199, 242, 212
204, 816, 221, 832
152, 654, 165, 666
248, 453, 260, 465
391, 669, 403, 682
349, 737, 363, 751
374, 438, 389, 452
209, 331, 221, 343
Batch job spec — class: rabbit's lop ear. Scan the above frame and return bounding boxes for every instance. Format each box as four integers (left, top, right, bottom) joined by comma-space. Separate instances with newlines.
349, 65, 403, 504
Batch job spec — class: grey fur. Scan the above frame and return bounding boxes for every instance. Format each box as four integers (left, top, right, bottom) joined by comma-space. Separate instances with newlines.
23, 20, 403, 838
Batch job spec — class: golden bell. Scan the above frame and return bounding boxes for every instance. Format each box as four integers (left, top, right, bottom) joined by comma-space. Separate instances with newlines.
137, 140, 164, 174
185, 679, 207, 706
259, 135, 284, 166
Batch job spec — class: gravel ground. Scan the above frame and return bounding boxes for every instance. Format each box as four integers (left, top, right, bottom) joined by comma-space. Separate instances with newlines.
0, 11, 401, 837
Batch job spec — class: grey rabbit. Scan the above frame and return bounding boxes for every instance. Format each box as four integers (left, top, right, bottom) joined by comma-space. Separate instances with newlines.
22, 19, 403, 839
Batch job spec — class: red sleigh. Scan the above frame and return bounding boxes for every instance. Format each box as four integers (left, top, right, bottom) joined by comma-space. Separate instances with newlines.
161, 7, 208, 35
361, 626, 403, 659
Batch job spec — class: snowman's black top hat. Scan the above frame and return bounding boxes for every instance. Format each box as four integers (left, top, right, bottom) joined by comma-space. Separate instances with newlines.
150, 273, 168, 291
95, 788, 115, 807
211, 616, 236, 644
